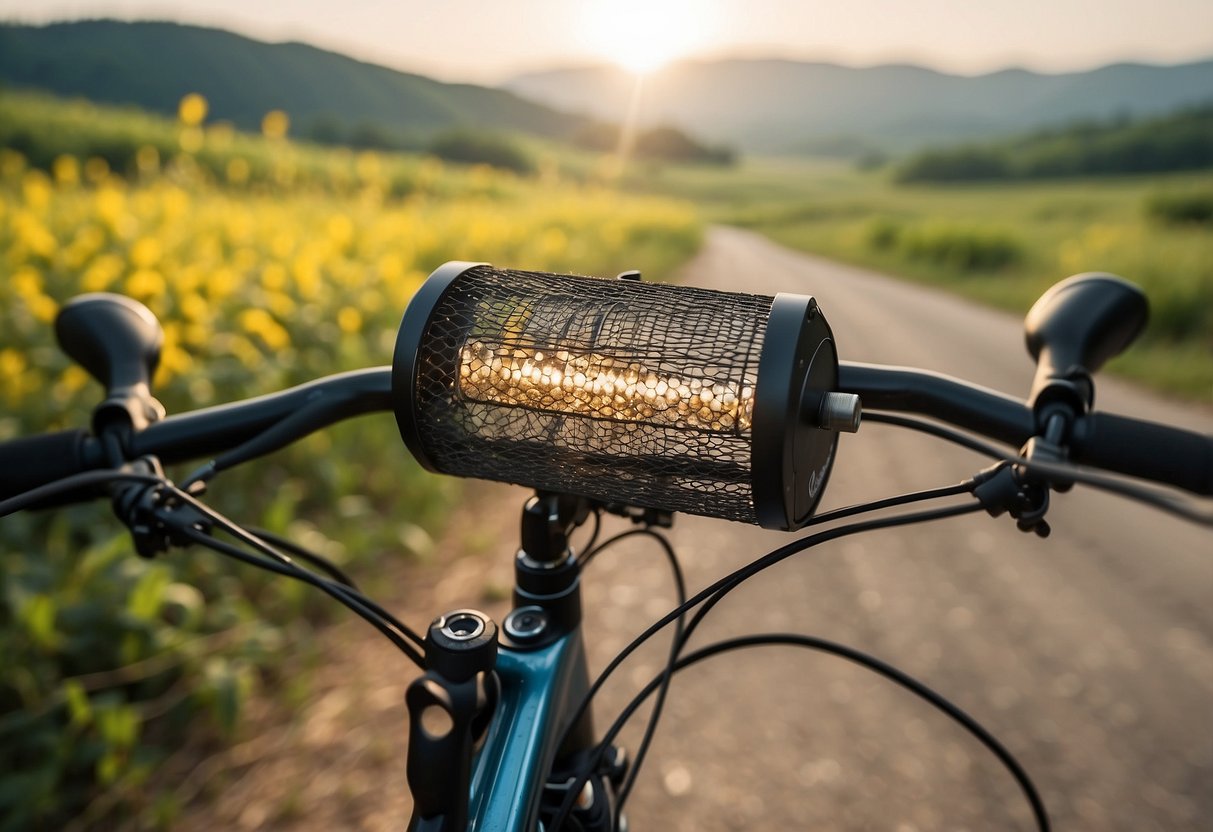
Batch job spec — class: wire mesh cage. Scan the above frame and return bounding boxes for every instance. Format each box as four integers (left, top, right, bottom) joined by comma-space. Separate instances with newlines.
394, 263, 840, 529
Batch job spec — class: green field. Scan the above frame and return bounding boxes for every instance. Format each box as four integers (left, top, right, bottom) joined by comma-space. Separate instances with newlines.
634, 158, 1213, 399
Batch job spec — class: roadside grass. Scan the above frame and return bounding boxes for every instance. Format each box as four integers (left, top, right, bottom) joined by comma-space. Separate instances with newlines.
635, 159, 1213, 400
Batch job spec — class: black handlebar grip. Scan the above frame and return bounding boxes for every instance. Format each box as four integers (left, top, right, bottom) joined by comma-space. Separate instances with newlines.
0, 430, 95, 502
1071, 413, 1213, 496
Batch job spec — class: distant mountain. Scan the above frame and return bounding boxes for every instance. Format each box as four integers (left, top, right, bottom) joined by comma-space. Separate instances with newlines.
0, 20, 586, 141
505, 58, 1213, 154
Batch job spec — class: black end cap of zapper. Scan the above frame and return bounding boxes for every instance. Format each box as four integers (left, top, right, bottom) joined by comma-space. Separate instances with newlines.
751, 294, 840, 531
392, 261, 487, 473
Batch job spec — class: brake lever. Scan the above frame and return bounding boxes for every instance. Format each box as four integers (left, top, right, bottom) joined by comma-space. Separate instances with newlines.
972, 463, 1051, 538
110, 457, 214, 557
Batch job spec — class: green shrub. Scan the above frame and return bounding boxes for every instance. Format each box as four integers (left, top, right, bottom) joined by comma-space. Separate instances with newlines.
1145, 191, 1213, 226
426, 129, 534, 174
864, 217, 1022, 271
895, 147, 1011, 183
864, 217, 902, 251
572, 122, 736, 166
895, 104, 1213, 183
898, 223, 1024, 271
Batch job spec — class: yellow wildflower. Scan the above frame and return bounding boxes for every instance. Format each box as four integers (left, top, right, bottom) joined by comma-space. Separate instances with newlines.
337, 307, 362, 334
27, 293, 58, 324
22, 170, 52, 211
125, 268, 166, 301
180, 293, 210, 322
238, 308, 290, 351
226, 157, 250, 185
179, 127, 204, 154
10, 265, 43, 301
129, 237, 162, 269
52, 155, 80, 187
261, 110, 289, 140
178, 93, 208, 127
81, 254, 124, 292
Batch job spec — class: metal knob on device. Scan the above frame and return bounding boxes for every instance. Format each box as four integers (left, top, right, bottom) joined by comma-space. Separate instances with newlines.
818, 392, 862, 433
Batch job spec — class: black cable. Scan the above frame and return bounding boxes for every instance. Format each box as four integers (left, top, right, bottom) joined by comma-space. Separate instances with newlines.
239, 524, 423, 649
180, 398, 352, 488
580, 528, 687, 814
549, 499, 984, 830
581, 526, 663, 567
659, 483, 976, 665
1, 466, 430, 659
575, 507, 603, 562
602, 635, 1050, 832
802, 480, 976, 528
0, 470, 163, 518
1013, 456, 1213, 526
177, 525, 425, 667
667, 484, 977, 670
862, 411, 1013, 460
609, 482, 978, 823
863, 411, 1212, 526
165, 485, 427, 649
244, 525, 360, 589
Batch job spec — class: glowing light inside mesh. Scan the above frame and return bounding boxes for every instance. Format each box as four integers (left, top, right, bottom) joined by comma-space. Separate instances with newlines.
457, 341, 754, 433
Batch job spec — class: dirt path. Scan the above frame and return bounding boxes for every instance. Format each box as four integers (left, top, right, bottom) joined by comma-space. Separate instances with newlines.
174, 228, 1212, 831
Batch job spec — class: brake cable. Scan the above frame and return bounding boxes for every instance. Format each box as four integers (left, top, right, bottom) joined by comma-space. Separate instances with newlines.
579, 527, 687, 816
549, 499, 985, 830
863, 411, 1213, 525
604, 634, 1050, 832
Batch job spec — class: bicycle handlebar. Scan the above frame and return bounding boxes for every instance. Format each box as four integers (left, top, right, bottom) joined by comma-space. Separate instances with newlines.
837, 362, 1034, 445
0, 429, 98, 501
0, 368, 393, 503
129, 367, 392, 464
1070, 412, 1213, 496
838, 362, 1213, 497
1, 361, 1209, 505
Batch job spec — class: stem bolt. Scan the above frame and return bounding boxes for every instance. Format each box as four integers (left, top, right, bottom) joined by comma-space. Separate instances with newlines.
504, 605, 549, 642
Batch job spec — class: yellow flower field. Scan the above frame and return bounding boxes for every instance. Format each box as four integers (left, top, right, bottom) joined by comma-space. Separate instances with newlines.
0, 123, 700, 828
1, 147, 699, 424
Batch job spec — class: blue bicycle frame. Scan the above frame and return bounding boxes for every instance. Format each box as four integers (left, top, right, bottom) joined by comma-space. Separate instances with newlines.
469, 631, 593, 829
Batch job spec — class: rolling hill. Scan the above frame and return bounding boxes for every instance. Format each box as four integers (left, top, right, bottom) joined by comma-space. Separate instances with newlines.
0, 20, 586, 141
505, 58, 1213, 154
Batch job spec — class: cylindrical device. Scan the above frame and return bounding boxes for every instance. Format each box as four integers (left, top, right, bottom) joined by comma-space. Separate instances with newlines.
393, 263, 842, 530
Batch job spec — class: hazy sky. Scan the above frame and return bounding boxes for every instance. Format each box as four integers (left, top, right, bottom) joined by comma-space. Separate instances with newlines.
3, 0, 1212, 82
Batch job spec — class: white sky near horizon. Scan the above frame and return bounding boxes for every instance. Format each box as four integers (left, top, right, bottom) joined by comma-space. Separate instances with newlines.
2, 0, 1212, 83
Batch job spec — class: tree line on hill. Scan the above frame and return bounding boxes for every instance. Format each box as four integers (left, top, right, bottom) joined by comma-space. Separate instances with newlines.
894, 104, 1213, 182
306, 117, 736, 171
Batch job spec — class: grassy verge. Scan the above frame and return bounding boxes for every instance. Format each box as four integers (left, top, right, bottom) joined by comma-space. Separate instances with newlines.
636, 158, 1213, 401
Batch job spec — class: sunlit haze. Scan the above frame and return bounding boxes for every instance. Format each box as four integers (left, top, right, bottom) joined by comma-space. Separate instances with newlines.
582, 0, 721, 74
1, 0, 1212, 81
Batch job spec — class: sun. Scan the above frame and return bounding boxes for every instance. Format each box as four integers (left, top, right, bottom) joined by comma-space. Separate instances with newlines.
582, 0, 712, 75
